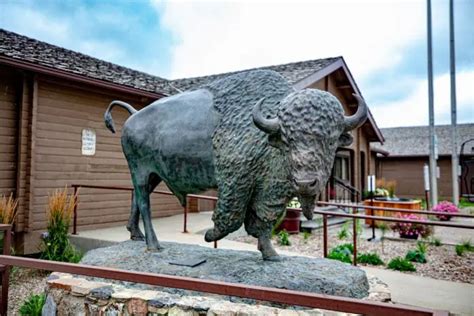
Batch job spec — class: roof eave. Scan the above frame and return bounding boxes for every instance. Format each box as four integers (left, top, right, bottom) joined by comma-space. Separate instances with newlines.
0, 55, 167, 99
293, 57, 385, 145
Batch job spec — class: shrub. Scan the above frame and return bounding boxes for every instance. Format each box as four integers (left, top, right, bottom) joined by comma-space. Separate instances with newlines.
405, 242, 428, 263
405, 250, 427, 263
0, 193, 18, 224
461, 239, 474, 252
430, 237, 442, 246
387, 257, 416, 272
459, 197, 474, 208
327, 243, 353, 264
337, 226, 349, 240
455, 240, 474, 256
302, 231, 311, 241
416, 241, 428, 254
19, 293, 46, 316
455, 244, 465, 256
357, 252, 384, 265
40, 187, 82, 263
432, 201, 459, 220
391, 214, 433, 238
278, 230, 291, 246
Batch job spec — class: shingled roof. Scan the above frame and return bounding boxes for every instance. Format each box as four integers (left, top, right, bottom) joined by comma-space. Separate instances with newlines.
0, 29, 176, 95
171, 57, 340, 91
372, 124, 474, 157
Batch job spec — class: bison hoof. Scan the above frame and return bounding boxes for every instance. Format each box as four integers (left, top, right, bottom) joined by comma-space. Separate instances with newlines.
130, 234, 145, 241
146, 246, 163, 252
205, 228, 224, 242
263, 254, 282, 262
130, 230, 145, 241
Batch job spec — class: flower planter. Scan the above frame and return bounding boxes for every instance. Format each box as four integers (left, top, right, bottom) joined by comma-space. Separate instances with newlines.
276, 209, 300, 234
399, 233, 419, 240
437, 215, 452, 221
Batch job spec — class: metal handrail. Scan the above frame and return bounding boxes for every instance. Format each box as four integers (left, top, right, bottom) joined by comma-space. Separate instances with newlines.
331, 176, 361, 202
317, 201, 474, 218
0, 224, 12, 316
0, 253, 447, 316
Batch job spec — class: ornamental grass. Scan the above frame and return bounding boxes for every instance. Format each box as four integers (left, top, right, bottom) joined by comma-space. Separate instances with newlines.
41, 187, 81, 263
0, 193, 18, 224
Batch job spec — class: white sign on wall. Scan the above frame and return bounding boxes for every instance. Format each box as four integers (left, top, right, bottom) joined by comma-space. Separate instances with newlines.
82, 128, 96, 156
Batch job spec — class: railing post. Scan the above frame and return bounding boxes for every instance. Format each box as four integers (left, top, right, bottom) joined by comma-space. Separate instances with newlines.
323, 214, 328, 258
72, 185, 78, 235
183, 196, 188, 233
352, 207, 357, 266
1, 226, 11, 316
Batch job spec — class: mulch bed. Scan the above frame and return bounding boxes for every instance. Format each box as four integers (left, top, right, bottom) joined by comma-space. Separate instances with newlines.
8, 267, 48, 315
231, 229, 474, 284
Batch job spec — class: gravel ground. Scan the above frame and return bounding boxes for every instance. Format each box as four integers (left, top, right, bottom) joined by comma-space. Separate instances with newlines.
232, 228, 474, 284
8, 268, 48, 315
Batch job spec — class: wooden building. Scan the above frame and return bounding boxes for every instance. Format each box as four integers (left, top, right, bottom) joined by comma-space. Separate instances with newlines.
0, 29, 383, 253
372, 124, 474, 200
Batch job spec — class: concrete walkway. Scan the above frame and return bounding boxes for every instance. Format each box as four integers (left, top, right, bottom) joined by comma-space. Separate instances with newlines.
362, 267, 473, 316
73, 212, 474, 315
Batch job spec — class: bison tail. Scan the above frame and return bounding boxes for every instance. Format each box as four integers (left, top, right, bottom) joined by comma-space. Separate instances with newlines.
104, 100, 138, 134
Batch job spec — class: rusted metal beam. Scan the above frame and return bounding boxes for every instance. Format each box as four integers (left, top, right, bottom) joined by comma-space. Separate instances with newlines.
0, 255, 446, 316
352, 207, 357, 266
323, 214, 328, 258
72, 185, 78, 235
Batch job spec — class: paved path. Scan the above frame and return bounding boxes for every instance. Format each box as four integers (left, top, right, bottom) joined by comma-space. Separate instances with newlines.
362, 266, 473, 316
73, 212, 474, 315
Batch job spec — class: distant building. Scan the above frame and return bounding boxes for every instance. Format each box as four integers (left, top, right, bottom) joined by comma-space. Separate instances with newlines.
0, 29, 383, 253
372, 124, 474, 200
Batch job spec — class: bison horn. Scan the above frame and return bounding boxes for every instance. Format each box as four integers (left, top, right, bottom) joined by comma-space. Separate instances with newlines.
344, 93, 368, 132
252, 98, 281, 134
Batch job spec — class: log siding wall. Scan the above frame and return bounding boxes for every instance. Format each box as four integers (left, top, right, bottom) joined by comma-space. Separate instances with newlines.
0, 66, 19, 198
1, 66, 183, 253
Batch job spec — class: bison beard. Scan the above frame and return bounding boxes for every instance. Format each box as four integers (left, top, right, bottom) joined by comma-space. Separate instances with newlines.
299, 195, 316, 220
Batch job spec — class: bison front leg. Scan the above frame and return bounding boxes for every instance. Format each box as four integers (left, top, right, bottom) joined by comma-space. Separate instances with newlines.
205, 185, 251, 242
244, 209, 282, 261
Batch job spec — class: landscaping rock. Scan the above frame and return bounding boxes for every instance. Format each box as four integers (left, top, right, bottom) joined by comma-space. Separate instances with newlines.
41, 295, 57, 316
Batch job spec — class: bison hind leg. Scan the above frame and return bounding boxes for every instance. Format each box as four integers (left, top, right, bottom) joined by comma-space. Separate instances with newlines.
132, 172, 162, 251
127, 193, 145, 241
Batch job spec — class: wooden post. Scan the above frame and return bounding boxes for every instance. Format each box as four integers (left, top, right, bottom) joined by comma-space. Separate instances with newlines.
214, 241, 217, 249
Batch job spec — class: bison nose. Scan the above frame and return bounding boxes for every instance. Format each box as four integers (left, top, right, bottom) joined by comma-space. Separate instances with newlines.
292, 178, 319, 193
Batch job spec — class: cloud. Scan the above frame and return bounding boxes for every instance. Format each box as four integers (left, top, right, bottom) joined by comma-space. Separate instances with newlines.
156, 0, 428, 80
0, 0, 174, 76
371, 70, 474, 127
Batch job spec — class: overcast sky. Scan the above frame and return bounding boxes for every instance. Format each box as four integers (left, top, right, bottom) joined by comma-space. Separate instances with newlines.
1, 0, 473, 128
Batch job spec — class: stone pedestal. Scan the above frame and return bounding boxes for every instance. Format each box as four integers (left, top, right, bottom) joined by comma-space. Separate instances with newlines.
81, 240, 369, 299
41, 241, 391, 315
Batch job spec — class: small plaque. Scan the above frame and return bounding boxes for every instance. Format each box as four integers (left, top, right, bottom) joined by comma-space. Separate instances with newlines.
168, 258, 206, 268
82, 128, 96, 156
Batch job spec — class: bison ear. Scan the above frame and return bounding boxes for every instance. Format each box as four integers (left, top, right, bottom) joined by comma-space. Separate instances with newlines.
338, 132, 353, 147
268, 133, 283, 148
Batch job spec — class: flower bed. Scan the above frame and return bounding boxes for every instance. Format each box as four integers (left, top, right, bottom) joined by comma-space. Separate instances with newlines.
390, 214, 432, 240
432, 201, 459, 221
